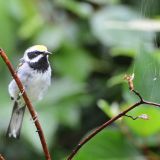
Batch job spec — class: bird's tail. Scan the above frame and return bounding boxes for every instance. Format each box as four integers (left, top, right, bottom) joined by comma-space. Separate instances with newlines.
6, 101, 26, 139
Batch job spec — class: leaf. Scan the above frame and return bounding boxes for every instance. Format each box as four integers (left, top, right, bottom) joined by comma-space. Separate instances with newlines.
18, 15, 43, 39
0, 1, 15, 53
123, 49, 160, 136
74, 128, 145, 160
107, 73, 125, 87
90, 5, 155, 57
40, 78, 85, 104
124, 50, 160, 103
54, 44, 93, 81
97, 99, 120, 118
123, 104, 160, 136
35, 25, 64, 50
55, 0, 93, 18
87, 0, 119, 5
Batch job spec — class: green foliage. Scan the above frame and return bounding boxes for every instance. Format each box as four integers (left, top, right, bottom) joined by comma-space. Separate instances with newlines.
54, 44, 93, 81
91, 5, 155, 54
74, 129, 145, 160
0, 0, 160, 159
122, 50, 160, 136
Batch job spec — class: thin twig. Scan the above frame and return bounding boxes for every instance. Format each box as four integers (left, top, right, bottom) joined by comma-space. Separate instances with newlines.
0, 49, 51, 160
67, 75, 160, 159
67, 101, 142, 160
0, 155, 5, 160
124, 114, 138, 120
132, 90, 143, 102
143, 100, 160, 107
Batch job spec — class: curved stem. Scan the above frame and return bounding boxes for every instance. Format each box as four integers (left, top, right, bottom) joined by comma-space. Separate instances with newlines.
67, 101, 142, 160
0, 49, 52, 160
67, 88, 160, 159
132, 90, 143, 102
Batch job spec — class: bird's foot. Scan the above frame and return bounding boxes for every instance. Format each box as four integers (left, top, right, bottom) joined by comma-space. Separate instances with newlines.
17, 87, 25, 100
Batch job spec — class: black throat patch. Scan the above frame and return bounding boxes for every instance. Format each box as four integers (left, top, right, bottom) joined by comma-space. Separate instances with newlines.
28, 56, 49, 73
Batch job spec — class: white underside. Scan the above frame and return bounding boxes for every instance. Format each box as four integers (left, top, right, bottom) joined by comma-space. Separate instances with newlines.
8, 62, 51, 104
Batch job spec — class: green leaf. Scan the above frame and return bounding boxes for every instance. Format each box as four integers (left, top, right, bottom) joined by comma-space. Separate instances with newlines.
107, 73, 125, 87
123, 49, 160, 136
40, 78, 85, 104
124, 50, 160, 103
55, 0, 93, 18
35, 25, 64, 50
0, 1, 15, 53
54, 44, 93, 81
97, 99, 111, 116
87, 0, 120, 5
123, 104, 160, 136
98, 99, 120, 118
74, 128, 145, 160
19, 15, 43, 39
111, 48, 136, 57
90, 5, 155, 57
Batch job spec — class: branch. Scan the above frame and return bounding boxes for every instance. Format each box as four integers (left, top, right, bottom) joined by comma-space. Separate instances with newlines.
67, 74, 160, 160
67, 101, 141, 160
124, 114, 138, 120
0, 155, 5, 160
0, 49, 52, 160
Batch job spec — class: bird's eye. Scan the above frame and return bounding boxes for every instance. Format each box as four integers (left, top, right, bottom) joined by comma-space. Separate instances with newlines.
27, 51, 40, 59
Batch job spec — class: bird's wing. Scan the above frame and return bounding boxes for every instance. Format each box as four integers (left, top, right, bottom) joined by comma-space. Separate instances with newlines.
16, 58, 25, 73
8, 58, 28, 99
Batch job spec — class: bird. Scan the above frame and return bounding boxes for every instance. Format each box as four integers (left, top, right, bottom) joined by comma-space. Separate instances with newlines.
6, 45, 52, 139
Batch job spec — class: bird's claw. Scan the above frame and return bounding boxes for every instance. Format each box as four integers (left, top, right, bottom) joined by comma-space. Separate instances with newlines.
17, 88, 25, 100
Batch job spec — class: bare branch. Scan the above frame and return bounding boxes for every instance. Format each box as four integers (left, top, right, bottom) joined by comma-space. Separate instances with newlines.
124, 114, 138, 120
0, 49, 52, 160
67, 101, 142, 160
132, 90, 143, 102
0, 155, 5, 160
67, 74, 160, 160
124, 114, 149, 120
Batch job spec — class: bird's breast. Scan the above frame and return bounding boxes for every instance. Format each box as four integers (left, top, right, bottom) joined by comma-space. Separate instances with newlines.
25, 67, 51, 102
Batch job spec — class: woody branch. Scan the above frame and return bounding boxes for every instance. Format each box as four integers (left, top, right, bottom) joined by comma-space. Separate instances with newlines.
67, 74, 160, 159
0, 49, 52, 160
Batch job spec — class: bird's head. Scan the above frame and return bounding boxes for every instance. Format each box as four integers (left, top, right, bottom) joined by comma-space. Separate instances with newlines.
23, 45, 52, 63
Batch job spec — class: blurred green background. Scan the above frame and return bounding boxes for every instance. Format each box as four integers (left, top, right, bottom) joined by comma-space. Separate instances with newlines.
0, 0, 160, 159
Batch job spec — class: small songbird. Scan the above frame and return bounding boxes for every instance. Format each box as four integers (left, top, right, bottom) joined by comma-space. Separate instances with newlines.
7, 45, 52, 139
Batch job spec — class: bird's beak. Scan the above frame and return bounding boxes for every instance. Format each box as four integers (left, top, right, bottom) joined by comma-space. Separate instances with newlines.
45, 51, 52, 55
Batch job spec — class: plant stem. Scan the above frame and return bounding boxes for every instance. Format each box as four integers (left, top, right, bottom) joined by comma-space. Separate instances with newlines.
67, 101, 141, 160
0, 49, 52, 160
67, 91, 160, 159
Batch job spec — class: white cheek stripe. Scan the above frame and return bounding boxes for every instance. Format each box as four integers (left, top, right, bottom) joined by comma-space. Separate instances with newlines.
29, 54, 44, 63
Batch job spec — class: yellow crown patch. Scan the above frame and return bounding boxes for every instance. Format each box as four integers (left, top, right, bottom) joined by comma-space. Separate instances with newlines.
25, 45, 49, 54
33, 45, 48, 52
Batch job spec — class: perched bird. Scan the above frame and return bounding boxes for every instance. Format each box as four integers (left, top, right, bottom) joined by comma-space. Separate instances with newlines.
7, 45, 52, 139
